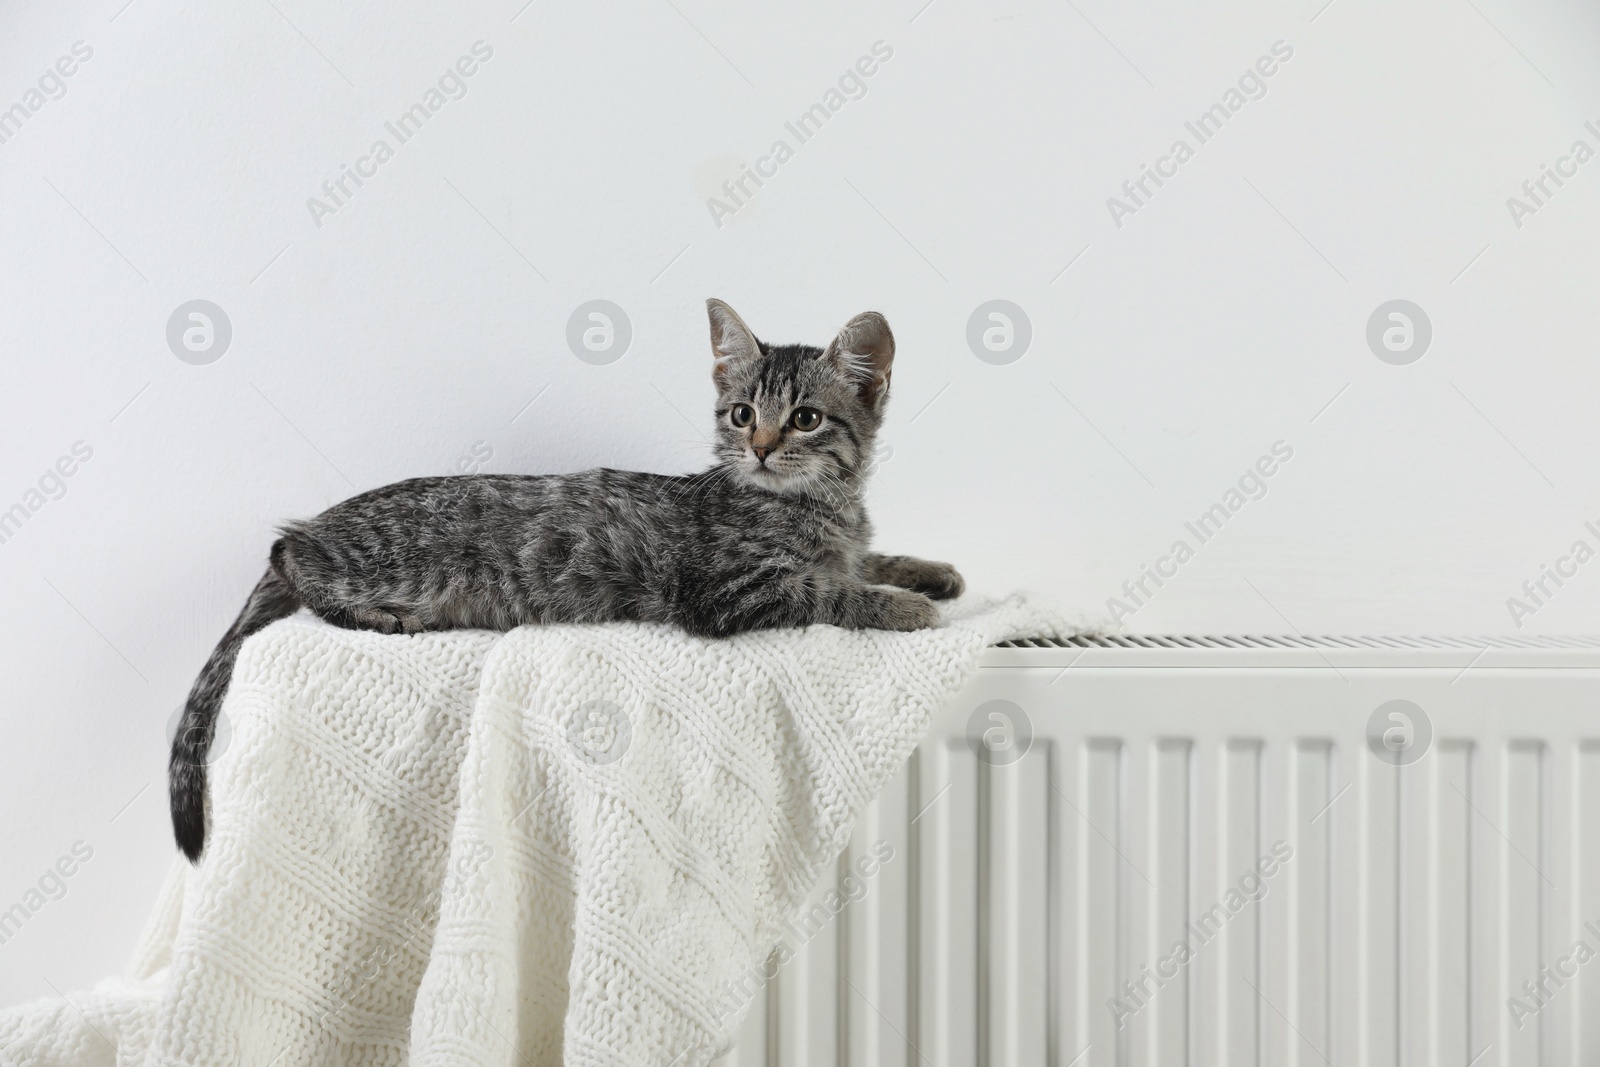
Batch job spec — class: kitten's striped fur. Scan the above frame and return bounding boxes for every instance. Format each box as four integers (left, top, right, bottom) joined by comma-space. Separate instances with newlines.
169, 299, 963, 861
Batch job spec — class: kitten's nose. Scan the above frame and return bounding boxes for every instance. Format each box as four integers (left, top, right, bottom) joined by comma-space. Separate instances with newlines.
752, 445, 772, 463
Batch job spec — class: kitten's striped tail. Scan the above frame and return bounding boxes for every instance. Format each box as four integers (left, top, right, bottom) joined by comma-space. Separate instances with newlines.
169, 562, 299, 863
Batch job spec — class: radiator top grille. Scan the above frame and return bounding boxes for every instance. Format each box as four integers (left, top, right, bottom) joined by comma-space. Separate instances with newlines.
996, 633, 1600, 650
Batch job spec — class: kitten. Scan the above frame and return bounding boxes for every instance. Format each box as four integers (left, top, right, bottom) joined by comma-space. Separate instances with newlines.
169, 299, 964, 861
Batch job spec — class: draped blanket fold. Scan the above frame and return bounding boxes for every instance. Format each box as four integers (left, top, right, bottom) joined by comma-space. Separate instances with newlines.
0, 595, 1061, 1066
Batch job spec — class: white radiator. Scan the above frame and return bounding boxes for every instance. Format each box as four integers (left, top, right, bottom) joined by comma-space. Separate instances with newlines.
711, 635, 1600, 1067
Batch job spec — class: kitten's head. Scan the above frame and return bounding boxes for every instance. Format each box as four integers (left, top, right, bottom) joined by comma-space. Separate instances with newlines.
705, 298, 894, 499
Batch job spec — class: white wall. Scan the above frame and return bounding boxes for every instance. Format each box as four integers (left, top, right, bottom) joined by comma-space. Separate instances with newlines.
2, 0, 1597, 1008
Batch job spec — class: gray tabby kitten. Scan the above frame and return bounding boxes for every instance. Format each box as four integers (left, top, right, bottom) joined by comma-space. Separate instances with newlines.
169, 299, 964, 861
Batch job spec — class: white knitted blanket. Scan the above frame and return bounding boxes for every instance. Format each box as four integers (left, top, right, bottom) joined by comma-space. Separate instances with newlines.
0, 595, 1060, 1066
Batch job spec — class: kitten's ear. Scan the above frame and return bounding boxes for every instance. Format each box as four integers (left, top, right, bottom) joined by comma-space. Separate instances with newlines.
823, 311, 895, 408
707, 298, 761, 387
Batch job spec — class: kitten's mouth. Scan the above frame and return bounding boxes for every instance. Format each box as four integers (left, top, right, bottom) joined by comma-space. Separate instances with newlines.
744, 460, 807, 493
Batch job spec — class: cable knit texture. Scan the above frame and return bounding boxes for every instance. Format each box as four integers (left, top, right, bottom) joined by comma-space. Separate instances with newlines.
0, 595, 1061, 1066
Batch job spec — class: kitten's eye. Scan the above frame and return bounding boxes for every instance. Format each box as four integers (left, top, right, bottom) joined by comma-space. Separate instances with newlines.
790, 407, 822, 432
730, 404, 755, 428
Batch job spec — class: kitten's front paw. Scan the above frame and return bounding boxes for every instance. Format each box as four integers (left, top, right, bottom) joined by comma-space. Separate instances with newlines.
907, 561, 965, 601
889, 559, 960, 601
876, 589, 940, 631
